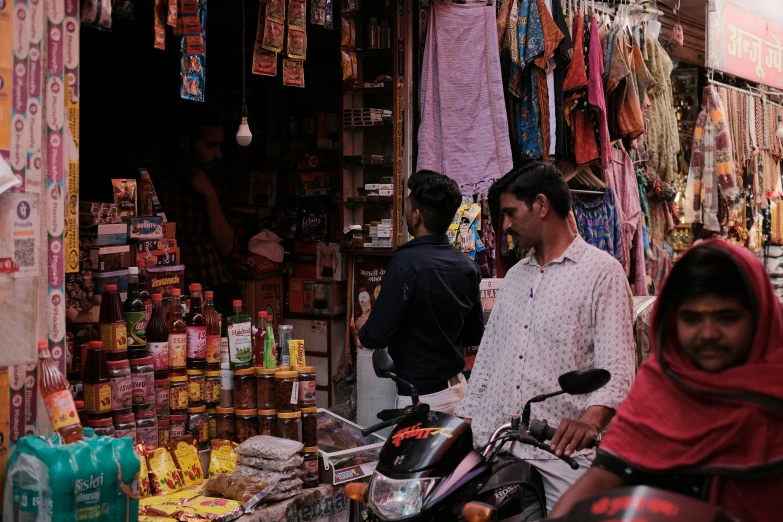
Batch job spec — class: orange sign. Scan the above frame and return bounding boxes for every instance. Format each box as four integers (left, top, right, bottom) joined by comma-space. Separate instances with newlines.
391, 423, 454, 447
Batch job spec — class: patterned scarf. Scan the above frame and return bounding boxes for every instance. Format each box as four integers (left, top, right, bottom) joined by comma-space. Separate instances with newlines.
684, 85, 737, 231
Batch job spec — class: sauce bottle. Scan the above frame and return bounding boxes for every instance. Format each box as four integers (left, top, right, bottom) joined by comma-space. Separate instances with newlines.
204, 291, 222, 370
147, 294, 169, 379
264, 315, 277, 370
185, 284, 206, 370
39, 340, 83, 443
254, 311, 268, 367
99, 284, 128, 361
168, 288, 187, 375
83, 340, 113, 419
125, 267, 148, 359
137, 259, 152, 325
227, 300, 253, 371
139, 170, 155, 216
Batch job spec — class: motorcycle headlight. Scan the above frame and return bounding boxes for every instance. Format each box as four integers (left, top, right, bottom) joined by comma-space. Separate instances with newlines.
367, 472, 439, 521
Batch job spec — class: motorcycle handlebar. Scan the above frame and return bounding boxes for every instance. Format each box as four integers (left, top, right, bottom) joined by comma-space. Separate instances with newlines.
377, 409, 408, 421
362, 415, 408, 437
529, 419, 599, 449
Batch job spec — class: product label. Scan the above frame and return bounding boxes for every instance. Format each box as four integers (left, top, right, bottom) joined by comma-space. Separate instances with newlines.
205, 380, 220, 404
206, 334, 221, 364
170, 386, 189, 410
171, 424, 185, 438
299, 380, 316, 405
126, 311, 147, 347
111, 375, 133, 411
290, 380, 299, 405
220, 336, 229, 364
84, 382, 113, 414
168, 333, 187, 368
227, 321, 253, 367
156, 386, 170, 411
198, 419, 209, 443
100, 322, 128, 354
138, 425, 158, 449
220, 368, 234, 390
303, 458, 319, 480
149, 341, 169, 371
43, 388, 80, 431
132, 372, 154, 406
115, 427, 137, 443
188, 378, 203, 402
186, 326, 206, 359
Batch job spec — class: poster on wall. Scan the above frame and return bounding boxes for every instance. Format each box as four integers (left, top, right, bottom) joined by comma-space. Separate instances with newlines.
352, 255, 389, 334
706, 0, 783, 88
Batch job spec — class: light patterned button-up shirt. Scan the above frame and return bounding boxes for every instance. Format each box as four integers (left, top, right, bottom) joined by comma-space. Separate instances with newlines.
456, 237, 635, 460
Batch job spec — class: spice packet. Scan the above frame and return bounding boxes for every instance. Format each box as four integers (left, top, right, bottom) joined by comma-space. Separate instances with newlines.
261, 17, 285, 53
325, 0, 334, 29
341, 16, 356, 48
283, 59, 305, 88
288, 0, 306, 27
154, 0, 167, 49
113, 179, 138, 218
252, 49, 278, 77
341, 49, 357, 81
147, 446, 186, 495
310, 0, 326, 26
181, 74, 205, 102
266, 0, 286, 23
286, 27, 307, 60
288, 340, 306, 368
82, 0, 113, 31
169, 436, 205, 487
137, 443, 152, 498
167, 0, 178, 25
209, 439, 238, 476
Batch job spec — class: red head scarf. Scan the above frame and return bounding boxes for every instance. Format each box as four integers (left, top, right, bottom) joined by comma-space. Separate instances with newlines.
600, 240, 783, 522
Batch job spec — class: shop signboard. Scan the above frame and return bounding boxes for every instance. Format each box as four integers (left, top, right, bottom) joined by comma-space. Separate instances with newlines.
706, 0, 783, 88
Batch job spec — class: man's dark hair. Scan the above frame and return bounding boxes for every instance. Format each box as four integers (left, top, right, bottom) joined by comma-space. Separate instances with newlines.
661, 245, 754, 312
488, 162, 572, 219
176, 104, 225, 143
408, 170, 462, 234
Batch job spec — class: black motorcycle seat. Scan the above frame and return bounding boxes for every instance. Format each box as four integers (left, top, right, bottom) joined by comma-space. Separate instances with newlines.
479, 454, 545, 496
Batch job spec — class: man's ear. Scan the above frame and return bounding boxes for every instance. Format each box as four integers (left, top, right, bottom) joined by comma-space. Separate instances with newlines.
179, 136, 191, 152
412, 208, 422, 228
536, 194, 550, 219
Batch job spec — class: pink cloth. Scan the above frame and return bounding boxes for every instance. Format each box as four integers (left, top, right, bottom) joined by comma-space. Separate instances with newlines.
587, 15, 612, 171
417, 0, 513, 194
606, 146, 647, 295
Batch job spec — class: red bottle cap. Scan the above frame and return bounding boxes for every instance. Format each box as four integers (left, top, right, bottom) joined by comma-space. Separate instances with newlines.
153, 294, 163, 302
191, 283, 202, 291
136, 259, 146, 267
37, 340, 47, 351
171, 288, 181, 296
258, 311, 267, 318
105, 284, 118, 292
88, 340, 103, 349
233, 300, 242, 307
204, 291, 214, 298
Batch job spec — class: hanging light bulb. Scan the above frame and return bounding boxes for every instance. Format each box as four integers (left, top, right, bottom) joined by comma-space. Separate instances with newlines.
236, 0, 252, 147
776, 115, 783, 138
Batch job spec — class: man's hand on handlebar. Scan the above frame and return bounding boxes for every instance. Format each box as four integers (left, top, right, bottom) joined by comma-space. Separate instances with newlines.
549, 419, 600, 457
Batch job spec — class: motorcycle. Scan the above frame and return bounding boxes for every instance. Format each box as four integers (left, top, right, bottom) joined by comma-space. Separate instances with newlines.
345, 349, 610, 522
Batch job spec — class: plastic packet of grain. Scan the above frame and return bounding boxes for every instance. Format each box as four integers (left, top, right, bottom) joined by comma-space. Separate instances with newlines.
236, 435, 303, 460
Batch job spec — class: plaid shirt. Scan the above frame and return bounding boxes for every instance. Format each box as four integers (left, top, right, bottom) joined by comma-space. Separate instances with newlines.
155, 165, 231, 288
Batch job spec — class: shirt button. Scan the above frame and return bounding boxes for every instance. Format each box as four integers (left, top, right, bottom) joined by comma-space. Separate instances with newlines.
524, 325, 528, 329
519, 355, 524, 359
540, 270, 544, 274
516, 385, 521, 390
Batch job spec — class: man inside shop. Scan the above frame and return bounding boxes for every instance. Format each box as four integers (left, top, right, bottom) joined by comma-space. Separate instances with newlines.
354, 170, 485, 415
156, 106, 237, 315
456, 162, 636, 513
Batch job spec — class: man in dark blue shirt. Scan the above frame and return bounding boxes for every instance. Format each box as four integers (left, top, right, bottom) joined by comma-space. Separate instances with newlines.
357, 170, 484, 414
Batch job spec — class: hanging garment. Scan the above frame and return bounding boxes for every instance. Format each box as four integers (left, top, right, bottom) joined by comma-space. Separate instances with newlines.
587, 14, 611, 170
642, 35, 680, 183
571, 188, 625, 265
684, 85, 737, 232
564, 10, 600, 165
417, 0, 513, 193
605, 30, 644, 141
551, 0, 573, 159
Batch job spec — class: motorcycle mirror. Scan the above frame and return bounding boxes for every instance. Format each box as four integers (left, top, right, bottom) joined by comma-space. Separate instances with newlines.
462, 502, 497, 522
372, 349, 397, 378
558, 369, 611, 395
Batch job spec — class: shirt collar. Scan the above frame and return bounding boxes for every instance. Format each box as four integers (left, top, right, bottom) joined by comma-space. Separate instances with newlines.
399, 234, 451, 250
522, 236, 587, 267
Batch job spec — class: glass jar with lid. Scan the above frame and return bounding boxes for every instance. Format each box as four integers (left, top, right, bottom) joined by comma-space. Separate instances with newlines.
277, 411, 302, 442
158, 416, 171, 445
236, 409, 259, 443
155, 378, 170, 417
207, 408, 217, 440
297, 367, 316, 408
130, 356, 155, 412
170, 375, 189, 414
274, 370, 299, 413
171, 414, 187, 439
301, 407, 317, 447
135, 410, 159, 448
301, 447, 319, 488
187, 369, 205, 407
256, 368, 277, 410
187, 406, 210, 449
204, 370, 221, 408
113, 413, 136, 442
233, 368, 257, 410
215, 407, 236, 441
258, 409, 277, 437
87, 417, 116, 437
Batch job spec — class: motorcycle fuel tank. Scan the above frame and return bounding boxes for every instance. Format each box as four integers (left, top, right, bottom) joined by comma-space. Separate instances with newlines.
376, 412, 474, 477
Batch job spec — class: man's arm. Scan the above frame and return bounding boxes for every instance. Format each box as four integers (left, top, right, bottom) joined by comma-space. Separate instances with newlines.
358, 261, 412, 349
460, 283, 485, 347
551, 268, 636, 457
192, 169, 234, 256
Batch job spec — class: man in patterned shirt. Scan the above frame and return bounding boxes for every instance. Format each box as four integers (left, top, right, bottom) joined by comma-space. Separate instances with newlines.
156, 108, 236, 314
456, 162, 635, 512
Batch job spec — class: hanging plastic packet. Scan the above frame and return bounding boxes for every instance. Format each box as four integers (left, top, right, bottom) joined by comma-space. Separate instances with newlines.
283, 59, 305, 88
325, 0, 334, 29
267, 0, 286, 23
253, 50, 278, 77
113, 0, 134, 19
261, 17, 285, 53
185, 34, 205, 54
112, 179, 138, 217
341, 16, 356, 47
672, 24, 684, 46
288, 0, 306, 28
341, 49, 357, 81
180, 0, 208, 102
82, 0, 113, 31
154, 0, 166, 49
287, 27, 307, 60
310, 0, 326, 26
167, 0, 178, 25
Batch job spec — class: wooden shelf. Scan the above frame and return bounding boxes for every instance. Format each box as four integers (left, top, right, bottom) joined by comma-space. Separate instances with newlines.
346, 196, 394, 205
344, 84, 393, 95
341, 245, 397, 255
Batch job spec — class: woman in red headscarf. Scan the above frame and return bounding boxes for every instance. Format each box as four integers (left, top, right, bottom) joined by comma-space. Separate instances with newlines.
549, 240, 783, 522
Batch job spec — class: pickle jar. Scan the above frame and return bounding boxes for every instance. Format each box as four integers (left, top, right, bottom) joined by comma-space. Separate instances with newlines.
297, 367, 317, 408
301, 447, 319, 489
187, 370, 205, 407
113, 413, 137, 442
301, 407, 318, 448
236, 409, 259, 443
135, 410, 159, 449
207, 408, 217, 440
169, 375, 189, 414
277, 411, 302, 442
170, 414, 187, 439
155, 378, 170, 417
215, 407, 236, 441
233, 368, 257, 410
256, 368, 277, 410
205, 370, 221, 408
258, 409, 277, 437
87, 417, 115, 437
187, 406, 210, 449
158, 416, 171, 445
274, 370, 299, 413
